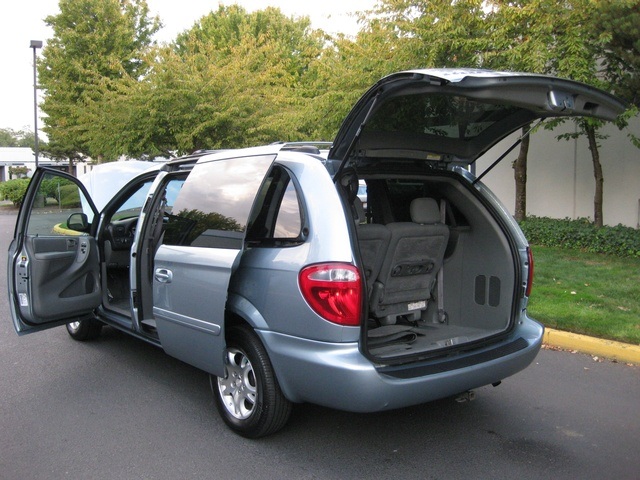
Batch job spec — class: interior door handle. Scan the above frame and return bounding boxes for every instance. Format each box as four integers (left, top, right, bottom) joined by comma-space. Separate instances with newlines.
155, 268, 173, 283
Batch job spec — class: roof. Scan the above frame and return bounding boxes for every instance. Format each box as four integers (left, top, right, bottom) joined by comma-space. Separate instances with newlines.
0, 147, 34, 164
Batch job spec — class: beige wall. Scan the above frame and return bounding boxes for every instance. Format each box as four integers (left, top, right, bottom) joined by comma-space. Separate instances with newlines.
477, 116, 640, 228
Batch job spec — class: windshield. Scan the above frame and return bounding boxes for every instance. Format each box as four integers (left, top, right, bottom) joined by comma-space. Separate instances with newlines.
110, 180, 154, 221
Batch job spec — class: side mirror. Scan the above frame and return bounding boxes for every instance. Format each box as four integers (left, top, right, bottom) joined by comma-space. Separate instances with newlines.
67, 212, 89, 233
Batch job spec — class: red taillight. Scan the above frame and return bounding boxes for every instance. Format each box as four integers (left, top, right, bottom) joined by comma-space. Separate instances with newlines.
298, 263, 362, 326
525, 247, 535, 297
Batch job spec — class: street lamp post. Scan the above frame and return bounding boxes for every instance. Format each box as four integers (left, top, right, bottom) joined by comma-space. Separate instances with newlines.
30, 40, 43, 169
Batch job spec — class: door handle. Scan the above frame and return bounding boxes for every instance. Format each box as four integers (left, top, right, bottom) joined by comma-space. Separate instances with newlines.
154, 268, 173, 283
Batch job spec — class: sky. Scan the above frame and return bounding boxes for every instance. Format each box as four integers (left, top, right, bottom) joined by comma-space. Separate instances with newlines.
0, 0, 376, 133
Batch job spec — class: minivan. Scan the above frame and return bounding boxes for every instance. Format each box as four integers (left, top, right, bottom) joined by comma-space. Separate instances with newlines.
8, 69, 625, 437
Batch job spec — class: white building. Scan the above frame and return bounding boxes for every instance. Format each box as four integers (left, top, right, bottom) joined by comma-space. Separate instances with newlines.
0, 147, 91, 180
478, 116, 640, 229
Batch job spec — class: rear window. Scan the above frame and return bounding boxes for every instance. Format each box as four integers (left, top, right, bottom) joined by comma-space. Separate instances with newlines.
366, 94, 519, 141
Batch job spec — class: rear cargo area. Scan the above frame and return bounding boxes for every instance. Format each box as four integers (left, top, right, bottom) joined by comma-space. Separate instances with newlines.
352, 172, 518, 360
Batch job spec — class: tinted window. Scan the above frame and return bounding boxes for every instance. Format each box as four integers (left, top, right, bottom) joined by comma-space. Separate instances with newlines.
163, 155, 274, 249
367, 94, 519, 140
274, 181, 301, 237
246, 166, 303, 245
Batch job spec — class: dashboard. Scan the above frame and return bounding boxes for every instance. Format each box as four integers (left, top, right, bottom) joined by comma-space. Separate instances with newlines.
105, 217, 137, 251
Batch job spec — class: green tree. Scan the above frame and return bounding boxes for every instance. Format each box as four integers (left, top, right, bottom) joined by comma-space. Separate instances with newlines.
300, 0, 489, 141
8, 166, 30, 178
0, 128, 14, 147
592, 0, 640, 107
592, 0, 640, 150
301, 24, 408, 140
544, 0, 631, 228
38, 0, 160, 168
82, 5, 325, 157
489, 0, 637, 227
372, 0, 489, 67
0, 128, 40, 149
482, 0, 561, 221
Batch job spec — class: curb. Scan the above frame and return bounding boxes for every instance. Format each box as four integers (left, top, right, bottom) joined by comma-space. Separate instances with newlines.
52, 223, 83, 235
543, 328, 640, 364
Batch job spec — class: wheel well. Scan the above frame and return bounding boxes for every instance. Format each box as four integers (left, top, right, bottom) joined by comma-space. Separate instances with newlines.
224, 311, 250, 338
224, 309, 297, 406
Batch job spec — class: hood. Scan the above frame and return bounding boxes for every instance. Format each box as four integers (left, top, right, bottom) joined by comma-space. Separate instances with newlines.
329, 69, 627, 166
79, 160, 162, 212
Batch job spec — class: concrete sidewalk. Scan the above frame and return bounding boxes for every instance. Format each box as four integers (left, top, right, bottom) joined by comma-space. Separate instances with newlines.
544, 328, 640, 364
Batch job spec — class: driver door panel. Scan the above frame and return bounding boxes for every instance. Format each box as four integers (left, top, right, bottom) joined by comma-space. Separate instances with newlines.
16, 235, 101, 323
8, 168, 101, 334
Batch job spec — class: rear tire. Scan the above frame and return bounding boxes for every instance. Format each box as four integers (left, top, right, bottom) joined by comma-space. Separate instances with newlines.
66, 319, 102, 341
212, 325, 292, 438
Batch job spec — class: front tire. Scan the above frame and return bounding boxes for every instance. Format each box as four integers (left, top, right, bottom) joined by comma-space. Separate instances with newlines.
212, 325, 292, 438
66, 319, 102, 341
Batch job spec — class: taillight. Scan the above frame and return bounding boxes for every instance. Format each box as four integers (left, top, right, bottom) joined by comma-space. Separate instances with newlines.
298, 263, 362, 326
525, 247, 535, 297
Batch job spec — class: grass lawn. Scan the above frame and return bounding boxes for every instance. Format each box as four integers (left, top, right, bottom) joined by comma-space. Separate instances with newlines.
528, 245, 640, 345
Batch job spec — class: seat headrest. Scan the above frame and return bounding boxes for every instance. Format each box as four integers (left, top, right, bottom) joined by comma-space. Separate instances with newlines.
410, 198, 441, 224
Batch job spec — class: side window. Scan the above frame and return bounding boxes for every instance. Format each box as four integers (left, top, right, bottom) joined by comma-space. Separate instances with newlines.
274, 180, 302, 238
246, 166, 303, 245
26, 172, 94, 236
162, 155, 274, 249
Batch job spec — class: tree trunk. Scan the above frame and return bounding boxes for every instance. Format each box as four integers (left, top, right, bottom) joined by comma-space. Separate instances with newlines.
68, 157, 74, 176
586, 124, 604, 228
513, 124, 530, 222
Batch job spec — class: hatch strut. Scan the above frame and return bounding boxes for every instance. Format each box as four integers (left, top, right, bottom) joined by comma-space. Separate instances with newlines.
334, 89, 382, 180
472, 119, 543, 185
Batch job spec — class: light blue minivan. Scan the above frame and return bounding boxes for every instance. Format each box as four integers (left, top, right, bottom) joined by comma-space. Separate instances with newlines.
8, 69, 625, 437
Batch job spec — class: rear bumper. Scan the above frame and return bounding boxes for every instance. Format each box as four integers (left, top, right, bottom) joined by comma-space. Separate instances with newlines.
259, 316, 544, 412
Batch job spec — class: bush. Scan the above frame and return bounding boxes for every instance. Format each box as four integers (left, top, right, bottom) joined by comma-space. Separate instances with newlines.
59, 184, 81, 208
0, 178, 31, 207
519, 216, 640, 258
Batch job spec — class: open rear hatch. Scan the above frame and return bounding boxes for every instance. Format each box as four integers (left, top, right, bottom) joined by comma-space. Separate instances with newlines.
329, 69, 626, 362
331, 69, 625, 166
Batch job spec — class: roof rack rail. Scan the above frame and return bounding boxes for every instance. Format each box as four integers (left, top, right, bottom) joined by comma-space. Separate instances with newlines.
161, 150, 221, 172
272, 141, 332, 155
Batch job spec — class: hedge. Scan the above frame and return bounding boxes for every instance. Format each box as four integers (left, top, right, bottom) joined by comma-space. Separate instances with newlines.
519, 216, 640, 258
0, 179, 30, 207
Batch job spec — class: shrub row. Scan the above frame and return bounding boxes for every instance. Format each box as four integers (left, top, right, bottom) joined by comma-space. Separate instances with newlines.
0, 179, 30, 207
0, 178, 80, 208
519, 216, 640, 258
